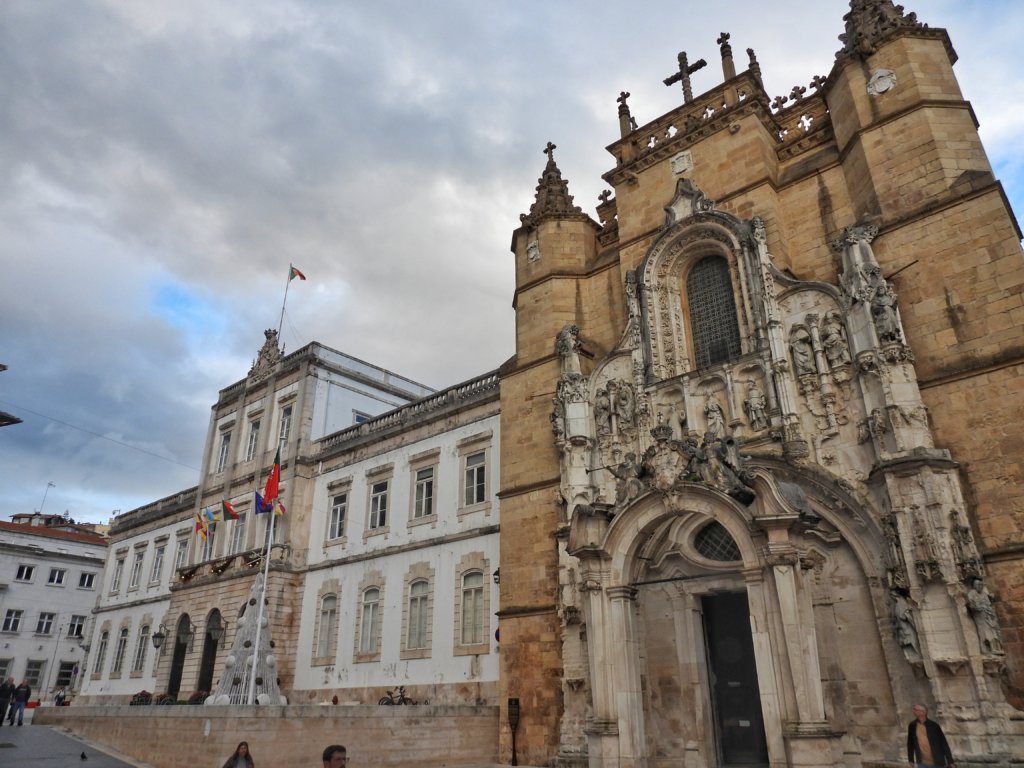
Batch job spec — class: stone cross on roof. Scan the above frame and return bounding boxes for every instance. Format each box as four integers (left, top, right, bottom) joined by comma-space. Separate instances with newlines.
663, 51, 707, 103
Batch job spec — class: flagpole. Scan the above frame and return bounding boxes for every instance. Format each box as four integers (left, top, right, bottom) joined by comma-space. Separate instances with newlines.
247, 489, 277, 706
276, 264, 293, 341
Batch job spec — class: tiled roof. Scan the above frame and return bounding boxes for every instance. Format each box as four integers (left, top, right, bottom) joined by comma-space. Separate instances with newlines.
0, 520, 108, 546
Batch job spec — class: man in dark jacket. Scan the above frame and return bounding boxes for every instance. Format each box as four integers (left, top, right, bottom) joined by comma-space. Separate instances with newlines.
907, 703, 956, 767
0, 677, 14, 726
7, 681, 31, 726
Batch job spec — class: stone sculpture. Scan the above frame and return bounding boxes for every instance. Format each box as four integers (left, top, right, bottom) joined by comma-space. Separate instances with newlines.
743, 380, 769, 431
616, 381, 636, 426
892, 592, 922, 662
705, 395, 726, 439
556, 324, 582, 375
870, 279, 902, 343
821, 312, 851, 367
790, 326, 816, 376
594, 388, 611, 435
966, 579, 1003, 655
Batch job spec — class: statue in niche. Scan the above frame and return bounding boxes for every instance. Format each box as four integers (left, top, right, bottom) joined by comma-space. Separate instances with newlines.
790, 327, 816, 376
870, 280, 902, 343
743, 380, 769, 431
892, 592, 922, 662
556, 324, 582, 375
594, 387, 612, 436
966, 579, 1003, 655
821, 312, 851, 367
704, 395, 726, 439
615, 381, 636, 426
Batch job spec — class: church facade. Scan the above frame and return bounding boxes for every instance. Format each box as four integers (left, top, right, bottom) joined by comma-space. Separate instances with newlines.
499, 3, 1024, 767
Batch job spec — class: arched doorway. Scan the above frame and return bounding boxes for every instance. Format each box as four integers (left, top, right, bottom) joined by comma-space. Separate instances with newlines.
197, 609, 222, 693
167, 613, 191, 699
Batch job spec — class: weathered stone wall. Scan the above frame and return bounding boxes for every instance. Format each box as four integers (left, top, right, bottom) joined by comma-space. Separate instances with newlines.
35, 704, 498, 768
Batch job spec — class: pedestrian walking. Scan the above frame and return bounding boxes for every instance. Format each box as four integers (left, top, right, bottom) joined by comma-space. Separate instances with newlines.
7, 680, 31, 726
221, 741, 255, 768
0, 677, 14, 725
907, 703, 956, 767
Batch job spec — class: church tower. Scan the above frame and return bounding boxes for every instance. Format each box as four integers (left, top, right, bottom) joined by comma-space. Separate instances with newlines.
499, 2, 1024, 766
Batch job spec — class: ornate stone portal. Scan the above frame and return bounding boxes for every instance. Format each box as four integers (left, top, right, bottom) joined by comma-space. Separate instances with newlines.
548, 182, 1022, 767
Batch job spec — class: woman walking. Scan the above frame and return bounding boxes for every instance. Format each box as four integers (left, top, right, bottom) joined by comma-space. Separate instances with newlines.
221, 741, 255, 768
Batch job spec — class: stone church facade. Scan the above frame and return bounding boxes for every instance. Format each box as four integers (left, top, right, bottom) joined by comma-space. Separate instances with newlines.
499, 3, 1024, 767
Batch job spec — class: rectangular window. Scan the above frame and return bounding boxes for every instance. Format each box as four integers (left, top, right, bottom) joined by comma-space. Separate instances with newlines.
461, 572, 485, 645
110, 558, 125, 593
202, 524, 217, 561
174, 538, 189, 570
353, 410, 371, 425
111, 629, 129, 675
414, 467, 434, 519
24, 659, 45, 687
36, 612, 56, 634
2, 609, 23, 632
360, 589, 380, 654
68, 615, 86, 638
150, 546, 165, 583
407, 581, 429, 649
230, 513, 248, 554
279, 404, 293, 445
79, 572, 95, 589
15, 564, 34, 582
328, 494, 347, 540
464, 451, 486, 506
369, 481, 388, 530
48, 567, 67, 585
56, 660, 76, 687
216, 431, 232, 472
128, 551, 144, 589
317, 595, 338, 659
0, 659, 11, 680
245, 419, 261, 462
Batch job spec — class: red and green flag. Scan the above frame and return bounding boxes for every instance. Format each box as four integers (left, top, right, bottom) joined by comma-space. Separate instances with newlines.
222, 500, 239, 520
289, 265, 306, 281
263, 445, 281, 502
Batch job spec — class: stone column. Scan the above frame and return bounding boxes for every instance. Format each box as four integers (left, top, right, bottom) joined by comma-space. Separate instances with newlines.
607, 585, 647, 768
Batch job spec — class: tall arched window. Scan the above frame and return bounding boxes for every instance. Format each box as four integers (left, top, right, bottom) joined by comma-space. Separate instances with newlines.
359, 588, 380, 654
460, 572, 484, 645
111, 627, 129, 674
686, 256, 741, 368
407, 580, 429, 650
132, 625, 150, 673
317, 595, 338, 658
95, 630, 109, 675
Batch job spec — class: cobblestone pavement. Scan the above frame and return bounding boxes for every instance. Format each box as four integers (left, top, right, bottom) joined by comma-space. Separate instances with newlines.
0, 708, 150, 767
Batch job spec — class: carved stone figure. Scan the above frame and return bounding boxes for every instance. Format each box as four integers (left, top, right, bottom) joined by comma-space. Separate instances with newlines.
821, 312, 851, 368
556, 324, 582, 375
966, 579, 1003, 655
248, 329, 283, 380
550, 398, 565, 440
870, 281, 902, 343
704, 395, 726, 439
615, 381, 636, 426
892, 592, 922, 662
743, 380, 769, 431
594, 387, 612, 436
608, 453, 643, 506
790, 326, 816, 376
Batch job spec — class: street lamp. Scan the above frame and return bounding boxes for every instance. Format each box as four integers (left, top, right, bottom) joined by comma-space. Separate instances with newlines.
151, 624, 168, 651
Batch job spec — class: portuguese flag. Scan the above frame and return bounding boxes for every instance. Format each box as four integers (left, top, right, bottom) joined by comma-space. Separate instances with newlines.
263, 445, 281, 502
222, 500, 239, 520
289, 265, 306, 281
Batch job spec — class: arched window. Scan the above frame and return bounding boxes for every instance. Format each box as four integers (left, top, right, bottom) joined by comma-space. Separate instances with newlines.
317, 595, 338, 658
686, 256, 741, 368
359, 588, 380, 654
132, 625, 150, 673
407, 580, 429, 650
111, 627, 130, 674
694, 521, 741, 562
95, 631, 109, 675
460, 572, 484, 645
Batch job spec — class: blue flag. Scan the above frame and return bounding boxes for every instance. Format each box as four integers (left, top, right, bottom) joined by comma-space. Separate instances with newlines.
254, 491, 271, 514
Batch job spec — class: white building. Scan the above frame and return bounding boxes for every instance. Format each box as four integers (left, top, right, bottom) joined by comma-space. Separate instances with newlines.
81, 332, 440, 702
0, 515, 107, 698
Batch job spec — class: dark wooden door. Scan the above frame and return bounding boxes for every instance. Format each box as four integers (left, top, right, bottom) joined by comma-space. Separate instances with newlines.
168, 636, 187, 698
197, 631, 217, 693
702, 592, 769, 766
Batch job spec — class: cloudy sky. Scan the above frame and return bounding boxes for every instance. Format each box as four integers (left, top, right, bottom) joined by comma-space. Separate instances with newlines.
2, 0, 1021, 525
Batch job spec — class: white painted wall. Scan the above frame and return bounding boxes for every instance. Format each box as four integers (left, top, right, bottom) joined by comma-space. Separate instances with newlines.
0, 526, 106, 698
